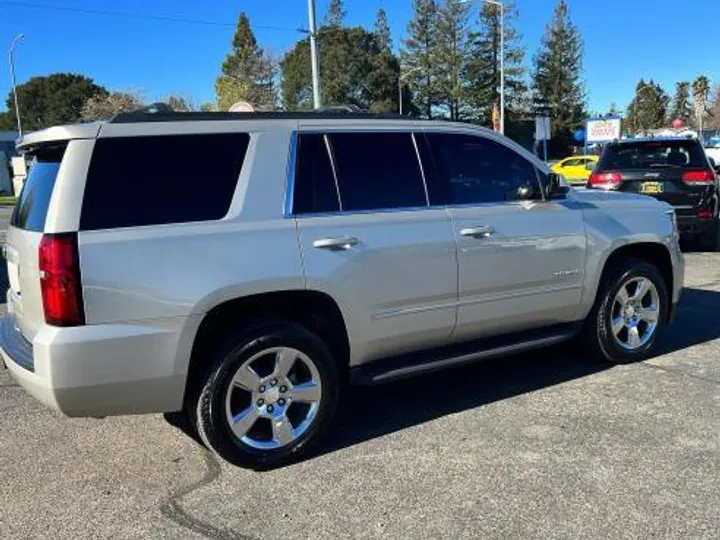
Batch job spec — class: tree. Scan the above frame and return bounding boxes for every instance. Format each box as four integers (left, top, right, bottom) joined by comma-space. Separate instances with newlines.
375, 8, 392, 52
81, 91, 144, 121
3, 73, 107, 131
401, 0, 439, 118
532, 1, 585, 143
326, 0, 346, 26
434, 0, 471, 121
705, 85, 720, 130
215, 13, 275, 111
692, 75, 711, 132
608, 102, 621, 116
670, 82, 692, 125
281, 26, 399, 112
625, 79, 669, 134
465, 0, 526, 125
164, 94, 198, 112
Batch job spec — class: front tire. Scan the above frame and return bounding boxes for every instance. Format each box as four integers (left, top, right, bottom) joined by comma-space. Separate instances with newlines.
191, 322, 339, 469
582, 259, 668, 364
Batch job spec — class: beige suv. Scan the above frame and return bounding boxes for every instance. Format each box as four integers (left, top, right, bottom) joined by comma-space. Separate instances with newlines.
1, 111, 684, 468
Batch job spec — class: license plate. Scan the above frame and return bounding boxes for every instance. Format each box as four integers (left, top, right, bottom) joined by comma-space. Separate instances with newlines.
641, 182, 663, 194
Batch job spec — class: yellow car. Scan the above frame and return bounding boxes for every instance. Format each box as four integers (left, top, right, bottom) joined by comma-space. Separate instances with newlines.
551, 155, 599, 185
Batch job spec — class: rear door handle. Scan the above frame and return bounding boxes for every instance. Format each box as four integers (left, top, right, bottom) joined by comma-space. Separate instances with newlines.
312, 237, 358, 250
459, 226, 494, 238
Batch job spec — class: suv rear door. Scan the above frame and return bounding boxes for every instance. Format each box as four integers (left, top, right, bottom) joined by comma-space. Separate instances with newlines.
291, 128, 458, 365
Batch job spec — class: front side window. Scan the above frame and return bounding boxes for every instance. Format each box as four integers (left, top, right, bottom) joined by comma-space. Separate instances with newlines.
424, 133, 538, 205
81, 133, 249, 230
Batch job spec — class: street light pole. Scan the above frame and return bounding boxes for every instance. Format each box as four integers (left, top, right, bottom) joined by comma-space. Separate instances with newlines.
306, 0, 322, 109
9, 34, 24, 137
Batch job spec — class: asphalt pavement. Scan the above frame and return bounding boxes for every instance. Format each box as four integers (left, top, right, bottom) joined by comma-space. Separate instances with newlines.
1, 253, 719, 540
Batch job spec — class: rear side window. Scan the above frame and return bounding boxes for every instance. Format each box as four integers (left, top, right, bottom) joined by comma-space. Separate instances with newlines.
11, 145, 67, 232
80, 134, 249, 230
424, 133, 538, 205
293, 134, 340, 214
329, 132, 427, 211
601, 140, 707, 170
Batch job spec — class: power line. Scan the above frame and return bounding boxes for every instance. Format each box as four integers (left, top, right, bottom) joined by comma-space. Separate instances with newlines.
0, 1, 307, 33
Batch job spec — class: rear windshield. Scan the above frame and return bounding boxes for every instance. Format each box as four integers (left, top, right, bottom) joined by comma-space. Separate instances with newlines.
602, 140, 707, 170
10, 145, 67, 232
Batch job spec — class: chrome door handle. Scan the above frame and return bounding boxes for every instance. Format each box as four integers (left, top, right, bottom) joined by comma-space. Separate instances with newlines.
459, 226, 494, 238
312, 237, 358, 250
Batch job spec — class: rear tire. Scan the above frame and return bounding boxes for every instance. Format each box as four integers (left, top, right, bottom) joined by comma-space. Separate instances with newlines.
582, 258, 668, 364
190, 321, 339, 469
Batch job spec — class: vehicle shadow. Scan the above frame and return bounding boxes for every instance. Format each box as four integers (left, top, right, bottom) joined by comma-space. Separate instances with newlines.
319, 286, 720, 458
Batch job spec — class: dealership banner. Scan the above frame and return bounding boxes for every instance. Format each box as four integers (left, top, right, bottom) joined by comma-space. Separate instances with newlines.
586, 117, 622, 143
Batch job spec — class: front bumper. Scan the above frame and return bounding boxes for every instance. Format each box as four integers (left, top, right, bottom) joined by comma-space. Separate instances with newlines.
0, 314, 190, 417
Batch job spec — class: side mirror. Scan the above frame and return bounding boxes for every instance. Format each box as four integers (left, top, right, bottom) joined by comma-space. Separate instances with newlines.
543, 172, 566, 200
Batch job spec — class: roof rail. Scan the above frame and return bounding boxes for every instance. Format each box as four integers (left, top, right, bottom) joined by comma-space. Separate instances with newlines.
108, 109, 414, 124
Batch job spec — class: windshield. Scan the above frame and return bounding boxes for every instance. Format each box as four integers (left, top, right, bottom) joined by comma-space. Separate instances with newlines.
602, 140, 707, 170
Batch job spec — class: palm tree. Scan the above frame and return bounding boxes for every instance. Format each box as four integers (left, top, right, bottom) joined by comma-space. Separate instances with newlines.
692, 76, 711, 133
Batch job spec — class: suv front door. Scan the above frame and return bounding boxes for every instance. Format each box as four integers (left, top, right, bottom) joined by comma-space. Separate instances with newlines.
423, 132, 587, 342
291, 129, 457, 366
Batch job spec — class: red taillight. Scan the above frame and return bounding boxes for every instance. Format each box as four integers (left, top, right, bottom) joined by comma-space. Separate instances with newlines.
682, 170, 715, 185
588, 172, 623, 189
39, 233, 85, 327
697, 208, 713, 220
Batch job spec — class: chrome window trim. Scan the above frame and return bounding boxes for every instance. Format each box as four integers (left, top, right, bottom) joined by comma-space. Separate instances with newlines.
411, 133, 430, 207
323, 134, 343, 212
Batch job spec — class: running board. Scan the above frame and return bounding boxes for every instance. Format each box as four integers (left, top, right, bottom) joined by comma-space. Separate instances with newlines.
350, 323, 581, 385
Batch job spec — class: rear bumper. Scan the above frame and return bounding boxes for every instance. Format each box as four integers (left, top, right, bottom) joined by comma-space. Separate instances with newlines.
0, 314, 192, 417
676, 215, 717, 235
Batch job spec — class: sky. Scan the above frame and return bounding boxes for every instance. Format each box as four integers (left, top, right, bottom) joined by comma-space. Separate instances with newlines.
0, 0, 718, 116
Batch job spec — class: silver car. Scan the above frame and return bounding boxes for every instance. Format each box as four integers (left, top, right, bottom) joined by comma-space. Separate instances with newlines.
0, 111, 684, 469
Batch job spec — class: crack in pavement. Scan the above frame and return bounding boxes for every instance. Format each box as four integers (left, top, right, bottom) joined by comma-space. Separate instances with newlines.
160, 447, 258, 540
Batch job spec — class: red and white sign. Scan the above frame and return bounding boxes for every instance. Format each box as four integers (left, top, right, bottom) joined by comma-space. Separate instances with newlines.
586, 118, 622, 143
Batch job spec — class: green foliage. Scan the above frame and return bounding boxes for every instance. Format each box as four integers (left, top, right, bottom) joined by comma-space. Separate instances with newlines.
216, 12, 275, 111
81, 91, 144, 121
281, 26, 399, 112
465, 1, 527, 125
401, 0, 439, 118
0, 112, 13, 131
434, 0, 471, 121
532, 1, 585, 143
326, 0, 346, 27
375, 9, 392, 52
692, 75, 711, 129
3, 73, 107, 131
625, 79, 669, 133
670, 82, 692, 124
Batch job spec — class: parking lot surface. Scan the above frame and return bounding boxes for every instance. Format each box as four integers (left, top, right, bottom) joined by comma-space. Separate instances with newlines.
1, 253, 718, 540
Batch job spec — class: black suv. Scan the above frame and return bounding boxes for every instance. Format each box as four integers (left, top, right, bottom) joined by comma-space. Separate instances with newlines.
588, 137, 719, 249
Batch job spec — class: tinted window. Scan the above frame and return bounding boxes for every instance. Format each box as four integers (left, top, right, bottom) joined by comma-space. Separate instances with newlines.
601, 140, 707, 170
425, 133, 538, 205
11, 145, 66, 232
293, 134, 340, 214
81, 134, 249, 230
563, 158, 584, 167
328, 132, 427, 211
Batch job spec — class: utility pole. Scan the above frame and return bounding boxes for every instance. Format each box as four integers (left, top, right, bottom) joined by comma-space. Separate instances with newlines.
307, 0, 322, 109
9, 34, 24, 137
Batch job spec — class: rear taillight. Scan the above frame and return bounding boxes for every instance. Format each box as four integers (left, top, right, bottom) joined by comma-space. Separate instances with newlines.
588, 172, 623, 189
39, 233, 85, 327
697, 208, 713, 220
682, 170, 715, 185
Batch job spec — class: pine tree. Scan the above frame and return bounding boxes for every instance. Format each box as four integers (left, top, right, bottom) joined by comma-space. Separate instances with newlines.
375, 9, 392, 52
625, 79, 669, 134
532, 1, 585, 141
465, 0, 526, 125
401, 0, 439, 118
670, 82, 692, 124
608, 102, 621, 116
326, 0, 346, 27
215, 13, 275, 111
692, 75, 711, 132
435, 0, 471, 121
